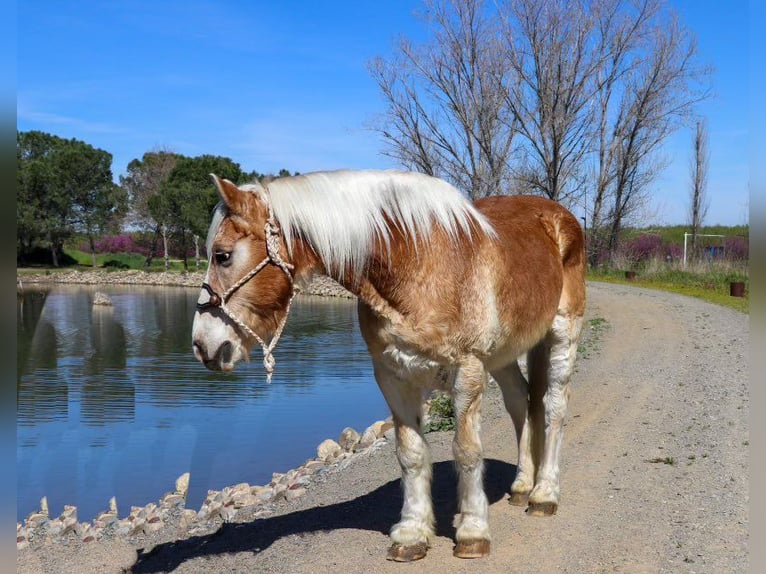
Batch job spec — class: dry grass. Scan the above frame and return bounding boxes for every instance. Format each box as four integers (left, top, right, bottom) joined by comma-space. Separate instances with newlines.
589, 257, 749, 313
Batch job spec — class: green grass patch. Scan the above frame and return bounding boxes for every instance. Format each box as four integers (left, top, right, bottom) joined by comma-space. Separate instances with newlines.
424, 392, 456, 432
588, 267, 748, 314
20, 249, 209, 274
577, 316, 609, 359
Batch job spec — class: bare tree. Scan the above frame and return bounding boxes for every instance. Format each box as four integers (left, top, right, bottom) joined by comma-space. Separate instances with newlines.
588, 1, 709, 264
371, 0, 708, 249
370, 0, 517, 199
689, 118, 709, 257
588, 0, 659, 262
499, 0, 614, 205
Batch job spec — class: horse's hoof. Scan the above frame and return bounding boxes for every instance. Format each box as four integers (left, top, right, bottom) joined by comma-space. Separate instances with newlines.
527, 501, 558, 516
453, 539, 490, 559
508, 492, 529, 506
386, 542, 428, 562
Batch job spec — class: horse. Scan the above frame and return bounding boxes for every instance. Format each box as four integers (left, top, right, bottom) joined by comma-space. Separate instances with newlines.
191, 169, 586, 561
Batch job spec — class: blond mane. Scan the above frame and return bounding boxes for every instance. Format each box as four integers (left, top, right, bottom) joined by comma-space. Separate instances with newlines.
234, 169, 496, 280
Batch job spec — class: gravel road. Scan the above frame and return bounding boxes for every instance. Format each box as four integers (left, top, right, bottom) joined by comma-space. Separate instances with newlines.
18, 282, 749, 573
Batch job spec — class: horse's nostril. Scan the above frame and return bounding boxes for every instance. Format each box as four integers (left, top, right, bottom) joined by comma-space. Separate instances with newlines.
218, 341, 233, 365
192, 341, 207, 362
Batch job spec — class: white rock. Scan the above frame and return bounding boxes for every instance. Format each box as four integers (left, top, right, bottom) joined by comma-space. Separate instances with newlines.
93, 292, 113, 306
231, 491, 259, 509
286, 486, 307, 501
144, 516, 163, 533
338, 427, 361, 452
317, 438, 342, 462
359, 426, 379, 449
303, 460, 327, 473
252, 486, 275, 504
367, 420, 386, 438
175, 472, 190, 497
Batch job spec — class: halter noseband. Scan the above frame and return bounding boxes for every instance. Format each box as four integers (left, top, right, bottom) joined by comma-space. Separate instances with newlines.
197, 197, 296, 383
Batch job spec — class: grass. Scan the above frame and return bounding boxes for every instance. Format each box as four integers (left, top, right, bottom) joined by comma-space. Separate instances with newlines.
587, 260, 749, 314
18, 249, 208, 274
424, 392, 456, 433
577, 316, 609, 359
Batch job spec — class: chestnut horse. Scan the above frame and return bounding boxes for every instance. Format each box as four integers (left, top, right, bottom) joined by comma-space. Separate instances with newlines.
191, 170, 585, 561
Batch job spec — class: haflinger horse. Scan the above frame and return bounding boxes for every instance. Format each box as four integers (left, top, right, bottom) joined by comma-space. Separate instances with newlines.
191, 170, 586, 561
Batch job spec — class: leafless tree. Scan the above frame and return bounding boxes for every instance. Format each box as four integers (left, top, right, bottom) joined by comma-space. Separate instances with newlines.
587, 1, 709, 264
588, 0, 657, 261
369, 0, 517, 199
498, 0, 613, 205
371, 0, 707, 251
689, 118, 709, 257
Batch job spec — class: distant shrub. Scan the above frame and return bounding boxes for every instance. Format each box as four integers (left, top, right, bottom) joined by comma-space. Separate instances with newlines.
91, 234, 149, 256
103, 259, 130, 269
724, 236, 748, 261
625, 234, 663, 261
666, 243, 682, 261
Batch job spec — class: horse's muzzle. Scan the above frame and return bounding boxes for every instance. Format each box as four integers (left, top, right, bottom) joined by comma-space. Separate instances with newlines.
193, 339, 234, 371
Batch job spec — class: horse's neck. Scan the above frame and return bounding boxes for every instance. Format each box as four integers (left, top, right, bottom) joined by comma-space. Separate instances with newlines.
288, 232, 406, 320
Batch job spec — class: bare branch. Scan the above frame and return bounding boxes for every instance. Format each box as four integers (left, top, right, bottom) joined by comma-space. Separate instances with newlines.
368, 0, 516, 198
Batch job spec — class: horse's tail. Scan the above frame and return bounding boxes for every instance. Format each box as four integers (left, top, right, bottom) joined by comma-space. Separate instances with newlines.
538, 208, 586, 316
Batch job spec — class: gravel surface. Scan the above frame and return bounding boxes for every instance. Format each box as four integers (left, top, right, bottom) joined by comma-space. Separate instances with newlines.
17, 282, 749, 573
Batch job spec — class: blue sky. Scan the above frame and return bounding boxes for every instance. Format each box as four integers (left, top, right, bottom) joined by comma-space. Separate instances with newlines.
17, 0, 748, 226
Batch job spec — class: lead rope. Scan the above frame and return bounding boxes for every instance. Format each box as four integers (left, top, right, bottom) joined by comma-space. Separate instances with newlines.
214, 202, 296, 383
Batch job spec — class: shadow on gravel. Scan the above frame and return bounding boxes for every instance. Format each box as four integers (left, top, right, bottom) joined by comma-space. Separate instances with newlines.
131, 459, 514, 573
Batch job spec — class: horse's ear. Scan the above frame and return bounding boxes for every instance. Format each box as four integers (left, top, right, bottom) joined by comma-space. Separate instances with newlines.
210, 174, 259, 215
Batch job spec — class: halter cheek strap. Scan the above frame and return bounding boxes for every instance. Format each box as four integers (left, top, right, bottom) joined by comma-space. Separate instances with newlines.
197, 199, 296, 383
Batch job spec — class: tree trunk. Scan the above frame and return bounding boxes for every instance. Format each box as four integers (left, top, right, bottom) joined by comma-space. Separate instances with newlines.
162, 224, 169, 271
48, 232, 59, 267
145, 224, 161, 267
181, 230, 188, 271
88, 233, 97, 268
194, 234, 200, 269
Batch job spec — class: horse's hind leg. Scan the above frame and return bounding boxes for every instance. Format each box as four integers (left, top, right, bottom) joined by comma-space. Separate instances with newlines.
370, 359, 434, 562
527, 312, 583, 516
490, 362, 535, 506
452, 356, 491, 558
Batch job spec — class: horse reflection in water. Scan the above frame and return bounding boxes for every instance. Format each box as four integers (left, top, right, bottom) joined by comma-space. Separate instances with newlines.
191, 170, 585, 561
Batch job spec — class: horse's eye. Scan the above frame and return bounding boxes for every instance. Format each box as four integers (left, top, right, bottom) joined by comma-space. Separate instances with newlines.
214, 250, 232, 267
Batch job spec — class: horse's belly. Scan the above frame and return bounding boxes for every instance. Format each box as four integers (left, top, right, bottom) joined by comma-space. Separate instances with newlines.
381, 344, 455, 391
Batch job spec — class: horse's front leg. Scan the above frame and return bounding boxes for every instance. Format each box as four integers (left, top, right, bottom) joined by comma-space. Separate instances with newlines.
452, 356, 491, 558
371, 359, 434, 562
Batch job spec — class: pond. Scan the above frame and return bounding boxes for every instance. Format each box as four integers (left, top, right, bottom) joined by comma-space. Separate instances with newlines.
17, 285, 388, 522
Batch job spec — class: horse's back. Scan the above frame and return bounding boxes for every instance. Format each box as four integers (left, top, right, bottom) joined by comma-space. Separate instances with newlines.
475, 194, 586, 326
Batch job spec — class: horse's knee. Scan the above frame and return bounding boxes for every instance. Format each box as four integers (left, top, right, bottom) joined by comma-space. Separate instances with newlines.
396, 423, 431, 470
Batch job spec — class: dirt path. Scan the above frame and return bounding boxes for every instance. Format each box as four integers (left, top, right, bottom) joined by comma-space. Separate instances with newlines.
18, 282, 749, 573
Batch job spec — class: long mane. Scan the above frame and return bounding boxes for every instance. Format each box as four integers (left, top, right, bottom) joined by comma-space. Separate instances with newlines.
238, 170, 496, 279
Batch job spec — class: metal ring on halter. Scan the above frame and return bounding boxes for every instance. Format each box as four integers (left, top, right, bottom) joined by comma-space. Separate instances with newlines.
196, 283, 222, 310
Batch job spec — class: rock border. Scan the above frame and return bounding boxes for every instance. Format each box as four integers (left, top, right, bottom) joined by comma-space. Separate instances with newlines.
17, 269, 355, 298
16, 416, 399, 550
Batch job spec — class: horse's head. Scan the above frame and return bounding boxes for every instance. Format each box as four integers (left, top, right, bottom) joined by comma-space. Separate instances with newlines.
192, 175, 294, 373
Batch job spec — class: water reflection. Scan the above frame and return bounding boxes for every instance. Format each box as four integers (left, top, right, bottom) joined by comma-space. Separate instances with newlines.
16, 286, 386, 521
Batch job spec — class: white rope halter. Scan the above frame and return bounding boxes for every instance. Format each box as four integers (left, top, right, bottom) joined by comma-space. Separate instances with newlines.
197, 197, 296, 383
